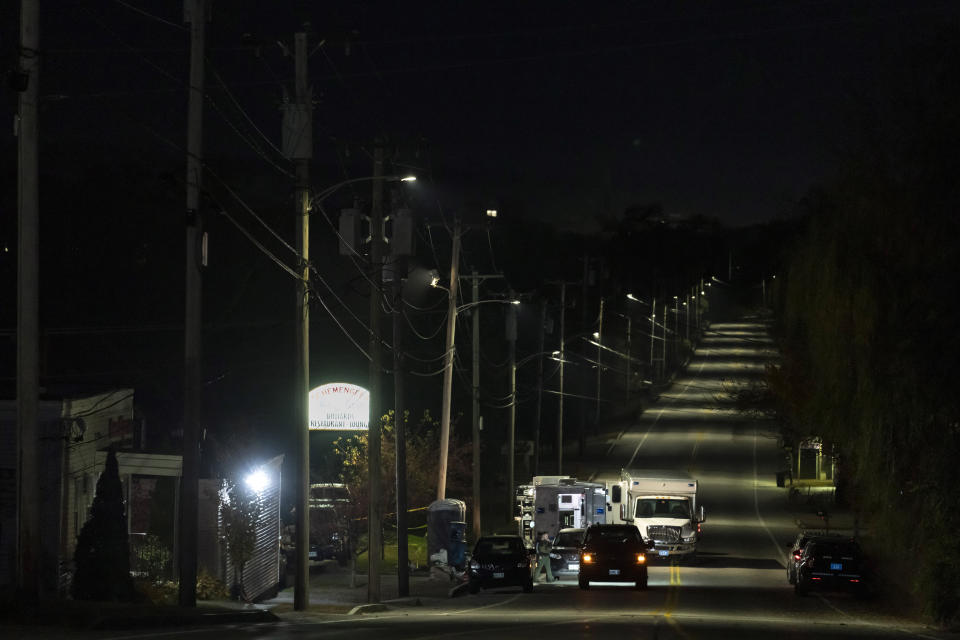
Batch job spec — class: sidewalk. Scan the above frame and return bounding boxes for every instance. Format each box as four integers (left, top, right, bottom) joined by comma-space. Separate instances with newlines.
262, 561, 467, 620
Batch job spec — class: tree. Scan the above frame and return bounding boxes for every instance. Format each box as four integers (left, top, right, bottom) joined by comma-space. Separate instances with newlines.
219, 476, 262, 601
72, 448, 136, 601
767, 25, 960, 625
331, 410, 472, 557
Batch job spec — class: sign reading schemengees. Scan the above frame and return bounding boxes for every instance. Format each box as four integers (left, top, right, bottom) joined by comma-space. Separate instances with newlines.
309, 383, 370, 430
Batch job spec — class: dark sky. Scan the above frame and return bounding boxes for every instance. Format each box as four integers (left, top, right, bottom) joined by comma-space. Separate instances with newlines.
5, 0, 960, 231
3, 0, 960, 439
2, 0, 959, 483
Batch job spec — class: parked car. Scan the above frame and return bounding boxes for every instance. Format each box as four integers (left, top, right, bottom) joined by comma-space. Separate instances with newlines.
468, 535, 534, 593
794, 539, 868, 596
786, 531, 854, 584
550, 527, 586, 578
578, 524, 649, 590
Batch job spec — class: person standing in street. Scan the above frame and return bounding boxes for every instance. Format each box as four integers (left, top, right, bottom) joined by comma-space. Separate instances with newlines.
533, 531, 555, 583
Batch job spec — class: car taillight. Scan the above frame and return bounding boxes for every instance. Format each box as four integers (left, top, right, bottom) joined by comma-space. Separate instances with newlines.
636, 553, 646, 564
582, 553, 594, 564
793, 553, 802, 561
697, 523, 701, 534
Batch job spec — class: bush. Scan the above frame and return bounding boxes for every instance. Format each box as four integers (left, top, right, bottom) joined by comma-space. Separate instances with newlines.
135, 579, 178, 605
197, 569, 229, 601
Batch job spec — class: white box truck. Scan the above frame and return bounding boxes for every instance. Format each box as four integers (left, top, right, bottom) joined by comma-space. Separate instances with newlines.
608, 469, 704, 560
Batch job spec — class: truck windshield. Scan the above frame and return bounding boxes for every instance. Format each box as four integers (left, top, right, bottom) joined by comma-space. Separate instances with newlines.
636, 498, 689, 519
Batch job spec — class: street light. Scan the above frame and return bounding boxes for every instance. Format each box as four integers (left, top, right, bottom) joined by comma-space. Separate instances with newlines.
309, 174, 416, 207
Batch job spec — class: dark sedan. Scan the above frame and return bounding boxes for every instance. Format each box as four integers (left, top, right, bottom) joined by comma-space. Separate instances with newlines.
550, 527, 586, 578
795, 539, 868, 597
578, 524, 649, 590
468, 535, 534, 593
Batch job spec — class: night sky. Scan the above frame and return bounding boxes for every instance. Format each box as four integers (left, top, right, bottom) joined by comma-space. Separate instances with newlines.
5, 1, 959, 228
3, 1, 959, 468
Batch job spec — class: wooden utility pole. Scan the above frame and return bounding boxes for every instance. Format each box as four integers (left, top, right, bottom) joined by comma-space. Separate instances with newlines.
16, 0, 40, 600
579, 256, 590, 457
179, 0, 206, 607
650, 298, 656, 382
557, 283, 566, 474
471, 271, 481, 540
393, 253, 408, 597
595, 297, 604, 426
462, 271, 504, 539
367, 143, 385, 603
437, 220, 461, 500
289, 31, 312, 612
532, 302, 546, 477
625, 314, 632, 403
506, 290, 517, 522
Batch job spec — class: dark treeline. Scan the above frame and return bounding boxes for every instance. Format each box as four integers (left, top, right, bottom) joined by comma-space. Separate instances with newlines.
770, 26, 960, 624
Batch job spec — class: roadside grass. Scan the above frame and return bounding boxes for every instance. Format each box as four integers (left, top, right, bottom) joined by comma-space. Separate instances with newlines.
352, 531, 428, 573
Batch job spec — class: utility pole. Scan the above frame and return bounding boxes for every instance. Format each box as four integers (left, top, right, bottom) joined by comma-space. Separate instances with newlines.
532, 302, 546, 477
437, 219, 461, 500
179, 0, 206, 607
579, 256, 590, 457
557, 283, 566, 474
594, 297, 603, 427
463, 271, 504, 539
625, 315, 631, 403
393, 254, 408, 597
649, 298, 656, 382
16, 0, 40, 600
673, 296, 679, 364
506, 290, 517, 522
367, 142, 385, 604
662, 301, 668, 380
471, 271, 481, 539
285, 30, 313, 612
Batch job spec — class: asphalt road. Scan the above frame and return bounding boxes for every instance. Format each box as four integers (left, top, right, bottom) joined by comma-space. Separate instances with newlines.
14, 319, 951, 640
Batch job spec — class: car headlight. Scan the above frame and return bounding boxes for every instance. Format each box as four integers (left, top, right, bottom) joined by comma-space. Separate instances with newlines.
469, 561, 479, 570
682, 534, 696, 542
549, 553, 560, 559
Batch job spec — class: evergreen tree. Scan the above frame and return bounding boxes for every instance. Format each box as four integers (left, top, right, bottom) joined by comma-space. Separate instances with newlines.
72, 448, 136, 601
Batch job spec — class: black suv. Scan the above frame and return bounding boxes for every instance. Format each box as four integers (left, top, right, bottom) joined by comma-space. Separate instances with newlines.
786, 531, 854, 584
795, 539, 868, 596
468, 535, 534, 593
578, 524, 649, 590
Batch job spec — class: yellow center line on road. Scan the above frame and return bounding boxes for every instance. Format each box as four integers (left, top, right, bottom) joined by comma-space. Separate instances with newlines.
657, 560, 697, 639
691, 431, 704, 460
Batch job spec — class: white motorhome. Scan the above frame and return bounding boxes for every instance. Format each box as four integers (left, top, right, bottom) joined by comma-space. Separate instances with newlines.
608, 469, 704, 560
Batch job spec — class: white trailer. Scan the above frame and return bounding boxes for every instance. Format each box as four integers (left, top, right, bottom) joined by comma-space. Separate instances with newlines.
515, 477, 607, 544
608, 469, 704, 560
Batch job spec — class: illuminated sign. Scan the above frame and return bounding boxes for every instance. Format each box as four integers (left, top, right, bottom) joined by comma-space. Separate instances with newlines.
309, 383, 369, 430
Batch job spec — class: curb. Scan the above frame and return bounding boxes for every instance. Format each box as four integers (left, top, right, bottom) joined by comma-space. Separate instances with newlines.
448, 582, 470, 598
348, 603, 389, 615
91, 608, 279, 630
